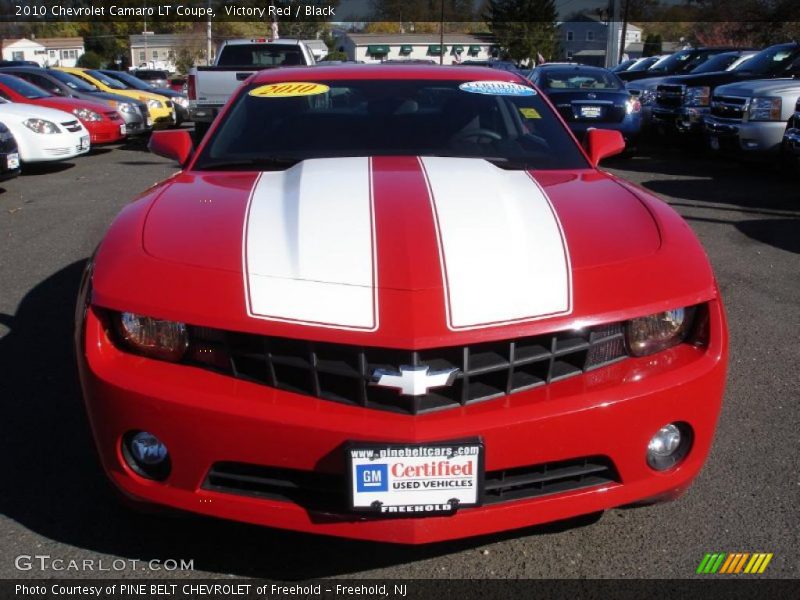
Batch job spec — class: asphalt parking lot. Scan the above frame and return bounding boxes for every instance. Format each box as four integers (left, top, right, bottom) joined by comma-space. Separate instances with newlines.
0, 138, 797, 580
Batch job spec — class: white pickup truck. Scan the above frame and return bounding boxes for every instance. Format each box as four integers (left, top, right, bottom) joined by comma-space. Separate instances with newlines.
188, 38, 316, 138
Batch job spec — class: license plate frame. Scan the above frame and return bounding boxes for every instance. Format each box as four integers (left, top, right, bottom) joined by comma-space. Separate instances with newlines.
79, 135, 90, 150
7, 152, 19, 170
120, 124, 127, 136
347, 439, 484, 516
580, 105, 602, 119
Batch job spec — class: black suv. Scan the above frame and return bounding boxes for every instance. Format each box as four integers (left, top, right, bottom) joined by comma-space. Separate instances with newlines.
651, 43, 800, 136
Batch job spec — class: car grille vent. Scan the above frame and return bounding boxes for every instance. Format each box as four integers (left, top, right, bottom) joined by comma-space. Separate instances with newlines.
202, 456, 620, 513
61, 120, 82, 132
710, 95, 747, 121
187, 322, 629, 415
655, 84, 685, 108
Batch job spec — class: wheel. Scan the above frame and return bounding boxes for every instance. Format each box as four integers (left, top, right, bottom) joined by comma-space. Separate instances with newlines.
193, 121, 210, 144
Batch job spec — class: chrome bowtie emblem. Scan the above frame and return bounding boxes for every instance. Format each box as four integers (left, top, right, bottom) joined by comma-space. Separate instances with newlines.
587, 92, 597, 99
371, 365, 460, 396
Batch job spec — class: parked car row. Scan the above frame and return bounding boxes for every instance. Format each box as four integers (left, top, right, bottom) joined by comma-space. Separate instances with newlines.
0, 66, 189, 183
519, 42, 800, 168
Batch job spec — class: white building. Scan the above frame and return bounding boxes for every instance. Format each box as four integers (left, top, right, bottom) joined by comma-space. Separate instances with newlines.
1, 37, 85, 67
337, 33, 497, 65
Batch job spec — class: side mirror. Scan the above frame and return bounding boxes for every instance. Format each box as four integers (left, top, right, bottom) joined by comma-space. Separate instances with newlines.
585, 128, 625, 167
148, 129, 193, 166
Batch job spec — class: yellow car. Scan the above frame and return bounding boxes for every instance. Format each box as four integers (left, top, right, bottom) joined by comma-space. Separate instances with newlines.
55, 67, 175, 127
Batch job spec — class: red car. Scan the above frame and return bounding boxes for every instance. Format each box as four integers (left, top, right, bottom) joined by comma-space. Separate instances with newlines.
76, 66, 728, 544
0, 73, 126, 145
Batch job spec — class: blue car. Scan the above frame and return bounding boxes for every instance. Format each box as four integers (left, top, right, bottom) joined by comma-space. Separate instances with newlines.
526, 64, 642, 145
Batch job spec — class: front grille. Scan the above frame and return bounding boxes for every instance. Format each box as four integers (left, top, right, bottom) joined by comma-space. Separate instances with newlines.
189, 322, 628, 415
202, 456, 619, 513
655, 84, 685, 109
61, 120, 82, 132
710, 95, 747, 121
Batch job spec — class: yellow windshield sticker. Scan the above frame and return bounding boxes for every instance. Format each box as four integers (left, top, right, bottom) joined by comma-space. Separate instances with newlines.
249, 82, 330, 98
519, 107, 541, 119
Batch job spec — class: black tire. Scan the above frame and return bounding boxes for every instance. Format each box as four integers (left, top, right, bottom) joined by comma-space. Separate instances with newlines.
193, 121, 210, 144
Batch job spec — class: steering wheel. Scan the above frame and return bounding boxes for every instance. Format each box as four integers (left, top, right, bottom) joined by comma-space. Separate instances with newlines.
452, 128, 503, 143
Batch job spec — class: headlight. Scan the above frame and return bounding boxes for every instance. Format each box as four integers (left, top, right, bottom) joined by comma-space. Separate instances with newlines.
115, 312, 188, 362
117, 102, 135, 114
625, 307, 694, 357
147, 99, 162, 109
625, 96, 641, 114
684, 86, 710, 107
748, 96, 782, 121
174, 96, 189, 108
23, 118, 60, 134
73, 107, 102, 122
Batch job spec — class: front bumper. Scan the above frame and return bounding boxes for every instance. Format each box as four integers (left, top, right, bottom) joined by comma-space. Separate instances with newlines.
87, 120, 126, 145
651, 106, 709, 135
78, 300, 727, 544
704, 116, 787, 154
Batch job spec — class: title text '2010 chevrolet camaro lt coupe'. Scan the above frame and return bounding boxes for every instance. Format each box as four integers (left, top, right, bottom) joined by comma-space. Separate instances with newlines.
76, 66, 728, 544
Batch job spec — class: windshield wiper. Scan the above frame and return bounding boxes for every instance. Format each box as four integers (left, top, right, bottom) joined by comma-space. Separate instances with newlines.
197, 157, 301, 171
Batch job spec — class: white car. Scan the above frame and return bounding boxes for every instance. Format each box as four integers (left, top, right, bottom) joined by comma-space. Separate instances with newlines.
0, 99, 90, 163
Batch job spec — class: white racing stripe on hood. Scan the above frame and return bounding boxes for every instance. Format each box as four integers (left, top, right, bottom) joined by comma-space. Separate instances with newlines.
420, 157, 571, 330
243, 157, 378, 330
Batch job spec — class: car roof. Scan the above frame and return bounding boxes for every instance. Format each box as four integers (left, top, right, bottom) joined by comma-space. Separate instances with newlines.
250, 65, 525, 84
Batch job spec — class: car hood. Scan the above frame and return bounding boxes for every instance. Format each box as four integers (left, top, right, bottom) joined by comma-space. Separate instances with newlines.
714, 77, 800, 97
625, 77, 666, 92
0, 101, 81, 123
141, 157, 662, 332
659, 71, 747, 87
33, 96, 114, 114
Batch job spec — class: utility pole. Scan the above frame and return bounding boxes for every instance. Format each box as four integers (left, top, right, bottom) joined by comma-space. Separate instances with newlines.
619, 0, 630, 63
206, 0, 212, 65
604, 0, 621, 68
439, 0, 444, 66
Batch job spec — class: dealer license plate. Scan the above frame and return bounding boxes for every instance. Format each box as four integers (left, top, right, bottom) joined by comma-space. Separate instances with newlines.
146, 117, 153, 127
580, 105, 602, 118
120, 124, 127, 136
7, 152, 19, 170
79, 135, 90, 150
348, 440, 483, 515
709, 135, 720, 151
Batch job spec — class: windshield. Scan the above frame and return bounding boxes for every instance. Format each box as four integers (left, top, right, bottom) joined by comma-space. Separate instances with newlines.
50, 70, 97, 91
690, 53, 739, 74
733, 44, 799, 75
103, 70, 149, 90
541, 69, 622, 90
0, 74, 50, 98
194, 79, 589, 171
628, 56, 659, 72
85, 70, 127, 89
649, 50, 694, 73
217, 44, 306, 67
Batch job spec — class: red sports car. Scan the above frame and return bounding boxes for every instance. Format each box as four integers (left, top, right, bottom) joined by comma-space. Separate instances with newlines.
76, 66, 728, 544
0, 73, 126, 145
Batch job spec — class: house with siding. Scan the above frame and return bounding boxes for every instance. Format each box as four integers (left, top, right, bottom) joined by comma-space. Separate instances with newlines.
1, 37, 84, 67
337, 33, 497, 65
559, 15, 642, 66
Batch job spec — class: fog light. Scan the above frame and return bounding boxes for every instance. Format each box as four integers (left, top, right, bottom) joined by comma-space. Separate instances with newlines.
122, 431, 171, 480
647, 423, 692, 471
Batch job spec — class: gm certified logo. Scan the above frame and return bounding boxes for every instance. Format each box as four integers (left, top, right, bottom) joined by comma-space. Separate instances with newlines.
356, 464, 388, 492
371, 365, 460, 396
